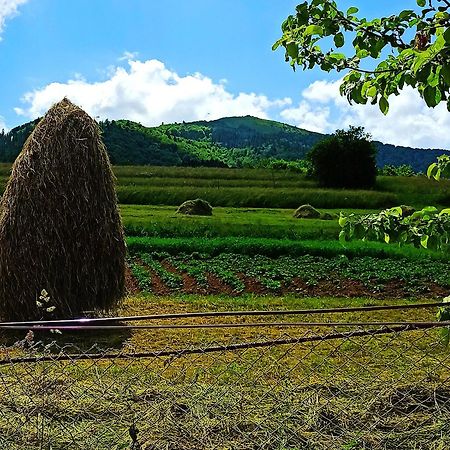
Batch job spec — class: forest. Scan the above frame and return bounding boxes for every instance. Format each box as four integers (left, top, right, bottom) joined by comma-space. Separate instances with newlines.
1, 115, 448, 170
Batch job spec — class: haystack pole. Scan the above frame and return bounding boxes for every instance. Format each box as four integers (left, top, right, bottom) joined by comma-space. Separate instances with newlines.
0, 98, 126, 321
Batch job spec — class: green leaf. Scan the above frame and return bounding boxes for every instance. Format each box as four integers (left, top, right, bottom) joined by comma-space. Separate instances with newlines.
416, 0, 426, 6
388, 206, 403, 217
286, 41, 298, 59
399, 10, 414, 20
347, 6, 359, 15
422, 206, 438, 214
304, 25, 324, 36
384, 233, 390, 244
427, 162, 437, 178
334, 32, 344, 48
338, 214, 348, 227
379, 97, 389, 115
442, 65, 450, 86
439, 208, 450, 216
420, 234, 429, 248
366, 86, 377, 98
423, 85, 442, 107
339, 230, 347, 243
444, 28, 450, 44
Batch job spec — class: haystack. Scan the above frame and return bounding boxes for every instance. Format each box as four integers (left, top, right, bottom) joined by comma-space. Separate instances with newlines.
0, 99, 126, 321
400, 205, 416, 217
177, 199, 212, 216
293, 204, 321, 219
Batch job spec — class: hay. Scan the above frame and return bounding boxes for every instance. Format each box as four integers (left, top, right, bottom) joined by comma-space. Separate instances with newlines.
400, 205, 416, 217
177, 199, 212, 216
0, 98, 126, 321
293, 204, 321, 219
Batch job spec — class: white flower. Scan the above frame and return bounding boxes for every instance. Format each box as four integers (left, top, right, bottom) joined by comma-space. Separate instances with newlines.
36, 301, 43, 308
46, 306, 56, 313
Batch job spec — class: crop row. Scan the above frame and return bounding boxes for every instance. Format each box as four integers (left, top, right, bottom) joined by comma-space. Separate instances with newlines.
129, 252, 449, 297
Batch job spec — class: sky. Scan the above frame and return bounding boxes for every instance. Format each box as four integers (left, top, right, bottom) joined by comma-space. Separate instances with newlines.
0, 0, 449, 150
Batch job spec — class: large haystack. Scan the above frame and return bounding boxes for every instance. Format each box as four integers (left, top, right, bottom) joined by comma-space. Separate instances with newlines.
0, 98, 126, 321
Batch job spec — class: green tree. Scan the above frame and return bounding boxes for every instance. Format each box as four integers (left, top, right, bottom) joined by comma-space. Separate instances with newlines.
273, 0, 450, 113
308, 126, 377, 188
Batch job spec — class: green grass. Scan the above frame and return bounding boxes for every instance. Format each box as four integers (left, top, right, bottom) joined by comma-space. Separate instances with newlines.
126, 236, 447, 260
116, 185, 398, 208
1, 164, 449, 209
120, 205, 356, 239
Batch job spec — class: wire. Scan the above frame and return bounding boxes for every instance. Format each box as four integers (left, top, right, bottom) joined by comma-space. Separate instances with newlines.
0, 301, 444, 327
1, 320, 449, 331
0, 324, 437, 366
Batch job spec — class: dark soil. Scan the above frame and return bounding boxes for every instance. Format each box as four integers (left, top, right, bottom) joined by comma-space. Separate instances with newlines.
125, 263, 446, 299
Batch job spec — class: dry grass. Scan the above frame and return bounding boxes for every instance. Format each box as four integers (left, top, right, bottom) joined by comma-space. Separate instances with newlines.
0, 99, 126, 321
0, 295, 449, 449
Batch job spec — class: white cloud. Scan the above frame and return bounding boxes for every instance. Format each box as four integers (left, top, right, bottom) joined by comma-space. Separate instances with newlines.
0, 0, 28, 39
281, 79, 450, 150
15, 58, 292, 126
118, 51, 139, 61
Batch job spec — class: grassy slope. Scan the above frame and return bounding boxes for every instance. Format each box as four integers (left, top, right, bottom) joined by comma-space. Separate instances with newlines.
0, 164, 448, 208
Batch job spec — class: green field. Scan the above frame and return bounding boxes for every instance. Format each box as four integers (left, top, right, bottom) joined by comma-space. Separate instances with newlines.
1, 163, 449, 449
0, 163, 449, 209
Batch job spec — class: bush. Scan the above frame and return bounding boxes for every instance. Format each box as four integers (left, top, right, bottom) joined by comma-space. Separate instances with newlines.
308, 126, 377, 189
379, 164, 417, 177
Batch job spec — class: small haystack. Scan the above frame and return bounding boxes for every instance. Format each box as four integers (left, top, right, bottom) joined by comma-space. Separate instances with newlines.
177, 199, 212, 216
0, 99, 126, 321
400, 205, 416, 217
293, 204, 321, 219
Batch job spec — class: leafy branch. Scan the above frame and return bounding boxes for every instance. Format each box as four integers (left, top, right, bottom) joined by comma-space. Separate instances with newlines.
273, 0, 450, 113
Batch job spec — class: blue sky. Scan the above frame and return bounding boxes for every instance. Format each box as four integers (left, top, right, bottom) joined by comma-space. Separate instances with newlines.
1, 0, 448, 149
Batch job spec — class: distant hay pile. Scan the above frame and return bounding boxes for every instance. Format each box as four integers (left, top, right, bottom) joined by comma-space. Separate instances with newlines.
177, 199, 213, 216
293, 204, 321, 219
0, 98, 126, 321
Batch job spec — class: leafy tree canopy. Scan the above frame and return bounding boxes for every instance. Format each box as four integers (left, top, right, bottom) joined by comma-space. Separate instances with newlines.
273, 0, 450, 113
308, 125, 377, 188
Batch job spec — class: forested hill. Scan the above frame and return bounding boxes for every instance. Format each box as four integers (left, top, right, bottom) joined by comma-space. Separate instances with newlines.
0, 115, 448, 171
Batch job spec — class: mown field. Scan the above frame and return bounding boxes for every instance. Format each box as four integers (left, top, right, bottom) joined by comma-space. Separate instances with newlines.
1, 295, 450, 449
0, 163, 449, 208
1, 163, 449, 449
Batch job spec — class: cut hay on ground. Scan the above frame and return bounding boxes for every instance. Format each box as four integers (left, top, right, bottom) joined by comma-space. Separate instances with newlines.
177, 198, 213, 216
0, 98, 126, 321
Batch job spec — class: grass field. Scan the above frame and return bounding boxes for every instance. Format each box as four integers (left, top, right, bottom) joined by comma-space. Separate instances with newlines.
0, 162, 449, 449
1, 295, 449, 449
0, 163, 448, 209
120, 205, 352, 239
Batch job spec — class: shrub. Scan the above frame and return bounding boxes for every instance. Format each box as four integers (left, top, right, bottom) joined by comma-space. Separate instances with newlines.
307, 126, 377, 189
0, 99, 126, 321
379, 164, 417, 177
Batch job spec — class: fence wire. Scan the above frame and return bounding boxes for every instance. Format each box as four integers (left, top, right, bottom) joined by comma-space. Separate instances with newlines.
0, 306, 450, 449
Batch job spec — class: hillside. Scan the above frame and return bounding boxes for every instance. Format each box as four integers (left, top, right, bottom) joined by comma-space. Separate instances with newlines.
0, 115, 448, 171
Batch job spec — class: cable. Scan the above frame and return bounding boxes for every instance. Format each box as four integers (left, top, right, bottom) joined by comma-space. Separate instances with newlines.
1, 320, 449, 331
0, 324, 437, 366
0, 301, 444, 327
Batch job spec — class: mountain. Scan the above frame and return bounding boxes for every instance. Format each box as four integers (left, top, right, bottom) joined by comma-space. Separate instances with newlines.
0, 115, 448, 171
